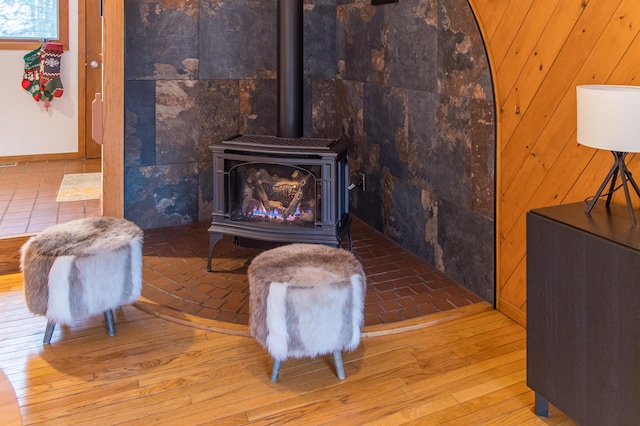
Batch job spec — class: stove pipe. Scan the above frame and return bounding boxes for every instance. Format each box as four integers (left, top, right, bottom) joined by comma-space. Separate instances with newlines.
277, 0, 303, 138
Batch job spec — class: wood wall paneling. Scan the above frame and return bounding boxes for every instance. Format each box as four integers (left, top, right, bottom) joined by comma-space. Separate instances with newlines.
469, 0, 640, 325
488, 1, 534, 69
476, 1, 510, 42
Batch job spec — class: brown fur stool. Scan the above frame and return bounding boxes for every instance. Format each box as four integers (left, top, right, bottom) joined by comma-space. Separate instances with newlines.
248, 243, 366, 382
20, 217, 143, 344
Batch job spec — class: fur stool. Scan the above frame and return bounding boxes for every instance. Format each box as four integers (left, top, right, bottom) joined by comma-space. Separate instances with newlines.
248, 243, 366, 382
20, 217, 143, 344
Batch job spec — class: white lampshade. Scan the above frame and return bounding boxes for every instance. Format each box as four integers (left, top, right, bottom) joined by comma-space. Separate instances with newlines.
576, 85, 640, 153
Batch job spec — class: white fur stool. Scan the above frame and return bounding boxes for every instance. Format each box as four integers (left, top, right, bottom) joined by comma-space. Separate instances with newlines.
20, 217, 143, 344
248, 243, 366, 382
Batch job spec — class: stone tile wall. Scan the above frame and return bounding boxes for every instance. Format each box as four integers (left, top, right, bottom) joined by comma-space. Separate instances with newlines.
124, 0, 337, 228
336, 0, 495, 302
124, 0, 495, 303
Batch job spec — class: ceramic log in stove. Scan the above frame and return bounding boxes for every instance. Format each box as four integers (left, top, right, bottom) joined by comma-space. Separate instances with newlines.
207, 135, 351, 271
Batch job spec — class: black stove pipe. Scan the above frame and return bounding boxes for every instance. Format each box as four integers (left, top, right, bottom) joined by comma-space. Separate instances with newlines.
277, 0, 303, 138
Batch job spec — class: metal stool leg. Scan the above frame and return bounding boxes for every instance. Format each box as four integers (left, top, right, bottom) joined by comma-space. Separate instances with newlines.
333, 351, 345, 380
104, 310, 116, 336
271, 359, 282, 382
43, 321, 56, 344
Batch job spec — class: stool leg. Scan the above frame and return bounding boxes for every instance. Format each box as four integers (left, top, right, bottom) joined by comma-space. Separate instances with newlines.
104, 310, 116, 336
333, 351, 345, 380
271, 359, 282, 382
43, 321, 56, 344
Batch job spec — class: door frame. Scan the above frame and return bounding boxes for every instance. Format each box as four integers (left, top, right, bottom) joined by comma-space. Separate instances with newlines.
102, 1, 124, 217
77, 0, 87, 159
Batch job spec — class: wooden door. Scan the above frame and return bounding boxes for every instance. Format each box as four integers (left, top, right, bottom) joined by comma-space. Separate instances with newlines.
84, 0, 102, 159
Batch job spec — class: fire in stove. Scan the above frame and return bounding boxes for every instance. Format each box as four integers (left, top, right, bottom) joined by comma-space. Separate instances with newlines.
248, 205, 313, 223
232, 165, 318, 226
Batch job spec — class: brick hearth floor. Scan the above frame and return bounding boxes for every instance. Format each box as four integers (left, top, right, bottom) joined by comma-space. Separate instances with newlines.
142, 216, 483, 327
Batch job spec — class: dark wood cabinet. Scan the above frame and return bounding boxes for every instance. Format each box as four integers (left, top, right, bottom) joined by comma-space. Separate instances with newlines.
527, 202, 640, 426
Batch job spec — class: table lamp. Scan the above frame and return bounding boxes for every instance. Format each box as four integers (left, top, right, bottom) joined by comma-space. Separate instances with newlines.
577, 84, 640, 226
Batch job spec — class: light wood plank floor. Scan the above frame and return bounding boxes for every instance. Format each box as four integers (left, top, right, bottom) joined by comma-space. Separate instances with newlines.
0, 272, 575, 425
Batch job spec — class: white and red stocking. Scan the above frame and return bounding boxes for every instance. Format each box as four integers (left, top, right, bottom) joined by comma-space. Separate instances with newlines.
40, 42, 64, 109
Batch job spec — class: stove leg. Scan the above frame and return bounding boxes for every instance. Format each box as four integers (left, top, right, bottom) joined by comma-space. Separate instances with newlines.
207, 231, 223, 272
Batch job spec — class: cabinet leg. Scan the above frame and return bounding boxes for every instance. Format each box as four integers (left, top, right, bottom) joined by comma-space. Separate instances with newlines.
535, 393, 549, 417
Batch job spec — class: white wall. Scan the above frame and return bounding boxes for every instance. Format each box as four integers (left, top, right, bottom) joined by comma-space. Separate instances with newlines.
0, 0, 78, 158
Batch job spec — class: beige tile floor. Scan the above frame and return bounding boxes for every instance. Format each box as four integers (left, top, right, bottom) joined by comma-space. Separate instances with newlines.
0, 159, 101, 237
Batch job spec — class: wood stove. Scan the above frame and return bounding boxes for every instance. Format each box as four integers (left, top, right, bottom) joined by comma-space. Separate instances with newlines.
207, 135, 351, 271
206, 0, 351, 270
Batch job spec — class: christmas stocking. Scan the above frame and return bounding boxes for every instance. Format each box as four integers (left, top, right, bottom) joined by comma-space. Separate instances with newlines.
21, 45, 43, 102
40, 42, 64, 108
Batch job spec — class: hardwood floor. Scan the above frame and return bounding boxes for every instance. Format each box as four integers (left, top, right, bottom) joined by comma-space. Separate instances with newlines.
0, 272, 574, 425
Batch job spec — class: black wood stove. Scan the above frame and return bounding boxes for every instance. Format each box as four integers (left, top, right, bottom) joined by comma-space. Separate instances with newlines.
207, 135, 351, 270
206, 0, 351, 270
